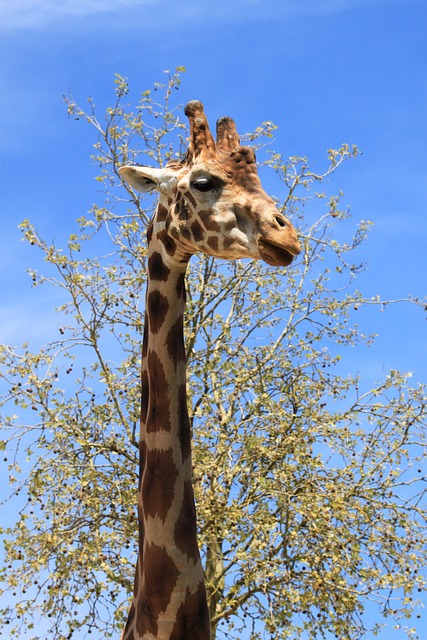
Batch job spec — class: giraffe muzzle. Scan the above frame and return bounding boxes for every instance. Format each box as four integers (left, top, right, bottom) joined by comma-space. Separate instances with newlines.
258, 239, 297, 266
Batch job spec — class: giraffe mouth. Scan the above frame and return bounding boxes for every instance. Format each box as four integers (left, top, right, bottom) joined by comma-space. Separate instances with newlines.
258, 240, 295, 267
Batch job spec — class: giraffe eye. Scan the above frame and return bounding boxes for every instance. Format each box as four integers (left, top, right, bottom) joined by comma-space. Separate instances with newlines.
191, 176, 222, 193
192, 178, 214, 192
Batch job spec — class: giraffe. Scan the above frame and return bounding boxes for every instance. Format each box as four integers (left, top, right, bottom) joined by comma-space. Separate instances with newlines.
118, 100, 301, 640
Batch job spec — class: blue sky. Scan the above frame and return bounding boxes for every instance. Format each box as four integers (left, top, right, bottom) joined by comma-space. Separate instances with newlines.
1, 0, 426, 376
0, 0, 426, 637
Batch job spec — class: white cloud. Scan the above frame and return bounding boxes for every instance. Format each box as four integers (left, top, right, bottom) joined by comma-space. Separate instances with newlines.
0, 0, 151, 29
0, 0, 406, 31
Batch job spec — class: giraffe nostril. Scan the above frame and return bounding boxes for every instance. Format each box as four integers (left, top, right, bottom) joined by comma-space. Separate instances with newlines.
275, 214, 287, 228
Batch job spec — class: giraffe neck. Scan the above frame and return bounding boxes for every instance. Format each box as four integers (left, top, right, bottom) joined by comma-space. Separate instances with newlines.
122, 209, 211, 640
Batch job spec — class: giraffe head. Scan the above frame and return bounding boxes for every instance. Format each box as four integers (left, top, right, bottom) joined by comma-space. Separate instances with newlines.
120, 100, 301, 267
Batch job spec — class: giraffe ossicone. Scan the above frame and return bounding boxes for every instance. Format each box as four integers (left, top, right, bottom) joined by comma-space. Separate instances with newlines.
119, 101, 300, 640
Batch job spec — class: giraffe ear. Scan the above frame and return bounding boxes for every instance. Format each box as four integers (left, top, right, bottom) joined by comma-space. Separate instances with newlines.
119, 165, 176, 194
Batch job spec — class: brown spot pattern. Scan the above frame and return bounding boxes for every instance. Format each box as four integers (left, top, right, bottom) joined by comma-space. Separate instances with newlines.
174, 480, 200, 563
170, 582, 211, 640
224, 217, 237, 232
137, 543, 180, 637
157, 229, 177, 256
180, 225, 192, 242
200, 210, 221, 232
191, 219, 205, 242
177, 383, 191, 463
146, 350, 171, 433
147, 220, 154, 245
183, 189, 197, 208
138, 442, 147, 548
176, 272, 186, 301
223, 237, 235, 251
207, 236, 219, 253
142, 446, 178, 521
147, 290, 169, 333
133, 549, 142, 598
166, 317, 186, 368
142, 314, 149, 359
140, 369, 149, 424
157, 203, 168, 222
148, 251, 170, 282
122, 602, 136, 639
177, 196, 190, 221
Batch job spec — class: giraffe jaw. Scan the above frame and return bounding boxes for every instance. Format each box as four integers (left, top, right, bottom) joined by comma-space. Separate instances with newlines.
258, 240, 296, 267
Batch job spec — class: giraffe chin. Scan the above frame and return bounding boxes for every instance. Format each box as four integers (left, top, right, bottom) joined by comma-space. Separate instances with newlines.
258, 240, 295, 267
